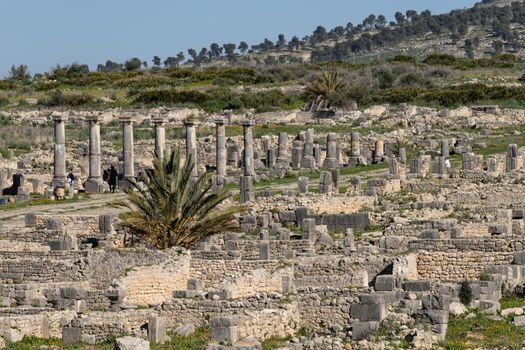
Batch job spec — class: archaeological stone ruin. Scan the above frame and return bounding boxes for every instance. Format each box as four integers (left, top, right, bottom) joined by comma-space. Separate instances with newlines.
3, 104, 525, 349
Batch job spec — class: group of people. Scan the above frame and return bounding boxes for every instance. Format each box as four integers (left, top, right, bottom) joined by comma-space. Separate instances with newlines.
65, 165, 119, 193
103, 166, 119, 193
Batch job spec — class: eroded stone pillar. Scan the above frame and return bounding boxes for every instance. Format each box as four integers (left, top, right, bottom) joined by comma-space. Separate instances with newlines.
349, 131, 361, 167
441, 139, 450, 158
185, 120, 198, 178
152, 118, 166, 161
276, 132, 289, 169
241, 120, 255, 176
301, 128, 316, 168
323, 132, 339, 169
374, 139, 384, 163
507, 144, 518, 172
215, 118, 226, 177
52, 113, 67, 188
85, 116, 103, 194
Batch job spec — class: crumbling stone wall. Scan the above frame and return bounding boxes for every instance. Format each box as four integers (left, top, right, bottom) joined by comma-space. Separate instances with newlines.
0, 251, 89, 284
116, 255, 190, 306
412, 238, 525, 281
296, 288, 359, 331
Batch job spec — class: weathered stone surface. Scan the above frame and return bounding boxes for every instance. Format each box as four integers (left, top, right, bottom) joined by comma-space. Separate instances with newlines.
114, 336, 150, 350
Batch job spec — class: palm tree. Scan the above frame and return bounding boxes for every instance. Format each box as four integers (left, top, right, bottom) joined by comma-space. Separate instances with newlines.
119, 148, 243, 249
306, 71, 352, 111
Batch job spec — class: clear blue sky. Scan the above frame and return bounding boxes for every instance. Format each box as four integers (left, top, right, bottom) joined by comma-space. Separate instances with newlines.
0, 0, 478, 76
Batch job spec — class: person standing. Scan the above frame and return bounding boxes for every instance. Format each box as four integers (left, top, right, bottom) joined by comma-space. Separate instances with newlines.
109, 165, 118, 193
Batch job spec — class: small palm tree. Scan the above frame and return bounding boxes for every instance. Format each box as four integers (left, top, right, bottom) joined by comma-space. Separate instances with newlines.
306, 71, 352, 111
119, 148, 243, 249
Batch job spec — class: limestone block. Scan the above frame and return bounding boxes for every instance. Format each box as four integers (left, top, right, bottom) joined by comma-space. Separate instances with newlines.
375, 276, 397, 292
62, 327, 82, 344
187, 279, 204, 292
403, 281, 432, 292
351, 303, 386, 321
174, 324, 195, 336
352, 321, 379, 340
148, 316, 167, 344
114, 336, 150, 350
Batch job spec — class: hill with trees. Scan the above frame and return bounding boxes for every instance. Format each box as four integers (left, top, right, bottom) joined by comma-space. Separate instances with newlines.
2, 0, 525, 113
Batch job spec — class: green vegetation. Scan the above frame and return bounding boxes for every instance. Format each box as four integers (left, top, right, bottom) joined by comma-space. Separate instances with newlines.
119, 149, 244, 249
0, 194, 91, 212
459, 281, 473, 306
500, 296, 525, 310
261, 336, 293, 350
442, 312, 525, 350
5, 329, 210, 350
3, 53, 525, 113
152, 328, 210, 350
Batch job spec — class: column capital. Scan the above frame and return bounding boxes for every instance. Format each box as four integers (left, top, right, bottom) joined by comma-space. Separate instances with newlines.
152, 117, 167, 126
214, 118, 226, 126
184, 119, 196, 127
85, 115, 102, 123
51, 112, 67, 123
119, 116, 133, 124
241, 120, 254, 127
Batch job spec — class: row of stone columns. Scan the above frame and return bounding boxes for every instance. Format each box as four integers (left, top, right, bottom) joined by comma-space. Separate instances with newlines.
52, 116, 166, 193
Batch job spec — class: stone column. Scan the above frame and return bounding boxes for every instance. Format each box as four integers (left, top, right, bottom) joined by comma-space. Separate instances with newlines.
462, 153, 473, 171
410, 158, 422, 175
301, 128, 316, 168
388, 157, 400, 179
436, 156, 447, 176
240, 120, 255, 203
441, 139, 450, 158
291, 141, 303, 170
323, 133, 339, 169
507, 144, 518, 172
276, 132, 289, 169
215, 118, 227, 177
184, 120, 198, 178
152, 118, 166, 161
487, 157, 498, 173
241, 120, 255, 176
120, 116, 135, 180
349, 131, 361, 167
374, 139, 384, 163
52, 113, 67, 188
85, 116, 103, 194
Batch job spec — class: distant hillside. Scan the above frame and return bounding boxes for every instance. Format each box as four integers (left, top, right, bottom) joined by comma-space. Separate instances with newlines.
237, 0, 525, 65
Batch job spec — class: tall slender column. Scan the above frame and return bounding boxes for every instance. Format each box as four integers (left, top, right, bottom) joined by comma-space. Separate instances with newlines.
242, 120, 255, 176
215, 118, 226, 177
52, 113, 67, 188
323, 132, 339, 169
152, 118, 166, 161
120, 116, 135, 179
184, 120, 198, 178
85, 116, 103, 194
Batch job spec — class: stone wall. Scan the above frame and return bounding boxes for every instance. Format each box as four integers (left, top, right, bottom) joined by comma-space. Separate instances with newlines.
189, 259, 285, 291
34, 215, 101, 235
116, 255, 190, 306
296, 288, 359, 331
412, 238, 525, 281
0, 251, 89, 284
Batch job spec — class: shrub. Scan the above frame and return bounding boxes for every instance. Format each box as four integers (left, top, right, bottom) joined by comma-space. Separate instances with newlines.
0, 96, 9, 107
389, 55, 417, 63
459, 280, 473, 306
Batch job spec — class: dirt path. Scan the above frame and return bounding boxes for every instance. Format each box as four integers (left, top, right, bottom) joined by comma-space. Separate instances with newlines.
0, 193, 127, 227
